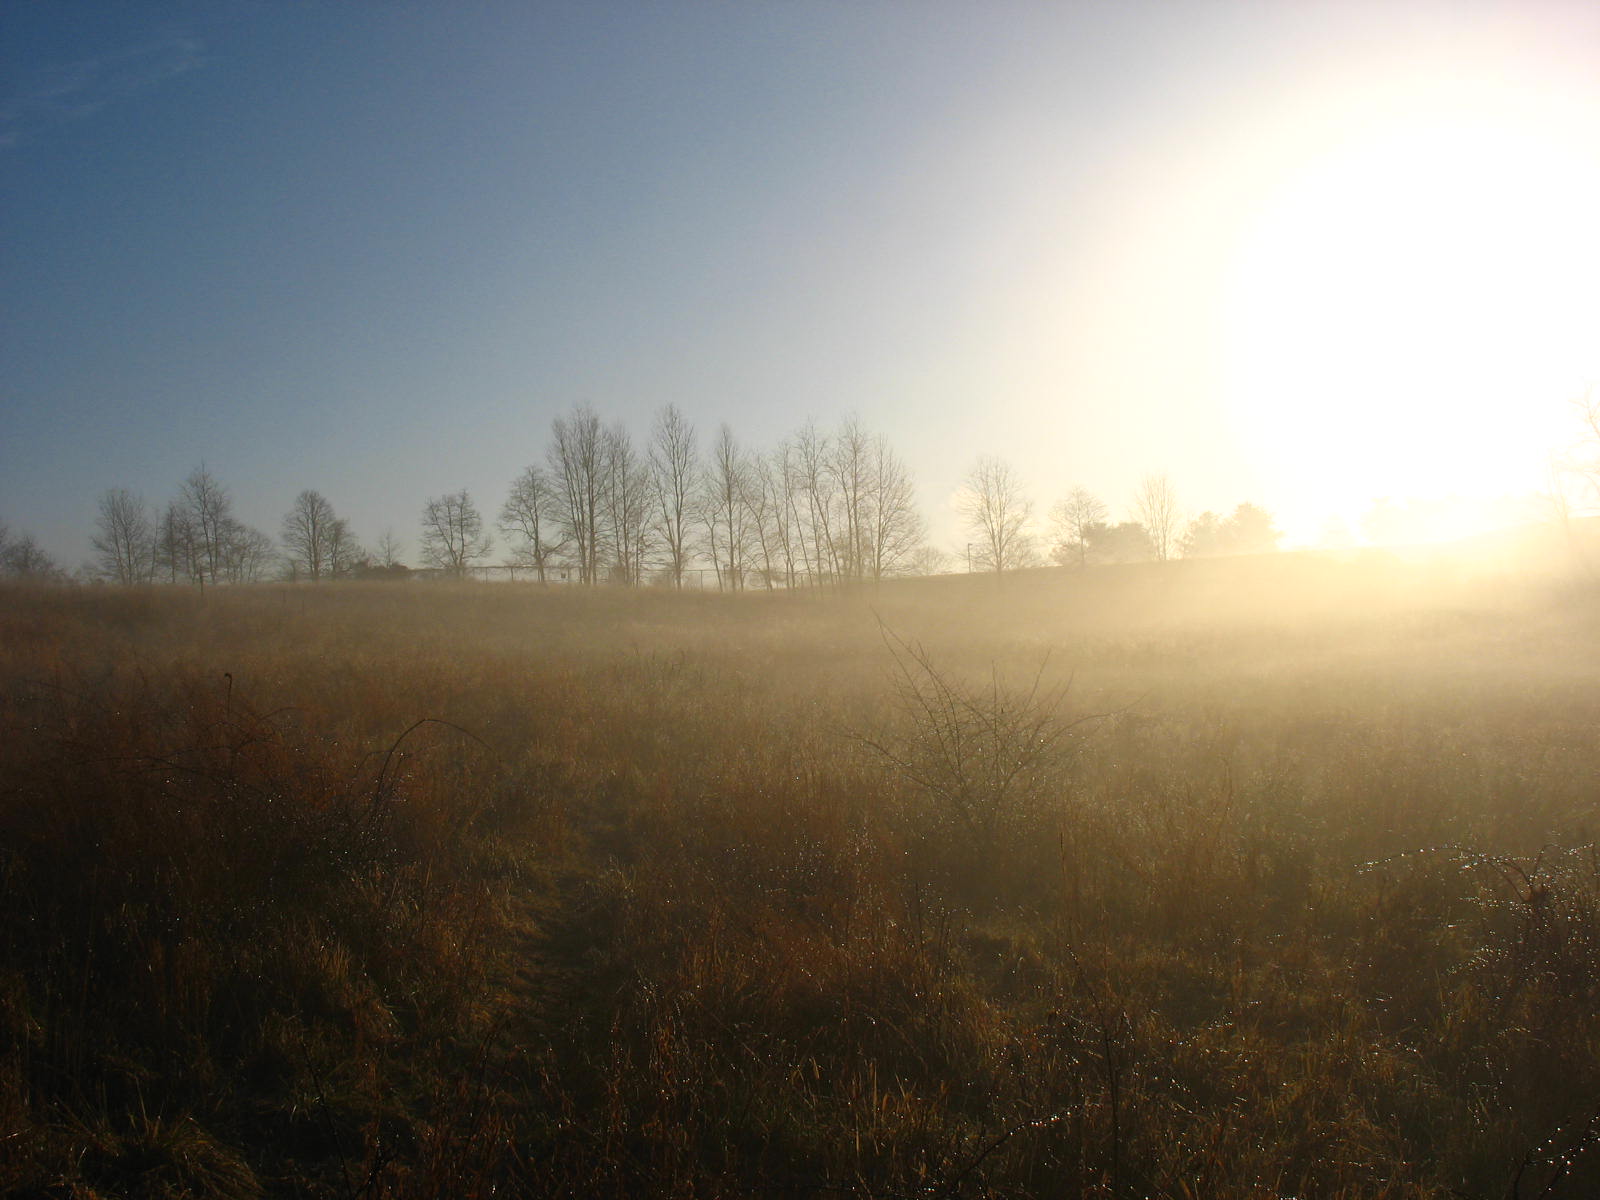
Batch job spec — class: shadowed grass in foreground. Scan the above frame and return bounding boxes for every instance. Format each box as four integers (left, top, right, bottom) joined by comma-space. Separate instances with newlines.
2, 559, 1598, 1196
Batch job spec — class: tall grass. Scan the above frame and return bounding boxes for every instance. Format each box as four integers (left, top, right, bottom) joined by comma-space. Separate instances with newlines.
2, 558, 1598, 1196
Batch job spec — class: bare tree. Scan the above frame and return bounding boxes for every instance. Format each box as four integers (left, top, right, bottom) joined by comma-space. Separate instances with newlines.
549, 405, 605, 585
1559, 382, 1600, 511
159, 467, 265, 588
0, 523, 64, 581
178, 465, 233, 588
156, 500, 200, 585
960, 455, 1035, 574
794, 420, 839, 585
420, 490, 493, 578
771, 437, 809, 587
1049, 487, 1108, 569
701, 423, 752, 591
221, 524, 277, 584
3, 537, 63, 580
602, 422, 653, 585
826, 417, 873, 581
1133, 473, 1181, 563
281, 489, 338, 581
500, 465, 566, 583
863, 433, 924, 581
904, 544, 952, 576
374, 529, 405, 569
92, 488, 156, 585
325, 517, 364, 578
773, 418, 923, 586
648, 404, 698, 588
744, 452, 783, 588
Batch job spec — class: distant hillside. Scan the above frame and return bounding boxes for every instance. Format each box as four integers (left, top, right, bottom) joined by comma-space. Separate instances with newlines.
859, 523, 1598, 648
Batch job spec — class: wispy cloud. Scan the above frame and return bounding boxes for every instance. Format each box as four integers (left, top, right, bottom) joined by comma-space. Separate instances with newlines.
1, 31, 208, 149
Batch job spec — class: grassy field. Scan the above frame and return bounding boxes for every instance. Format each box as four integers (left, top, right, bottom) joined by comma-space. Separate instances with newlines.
2, 552, 1598, 1198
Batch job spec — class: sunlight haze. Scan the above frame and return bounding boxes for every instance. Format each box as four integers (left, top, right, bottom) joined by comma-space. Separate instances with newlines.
3, 1, 1597, 563
1221, 46, 1600, 541
9, 7, 1600, 1187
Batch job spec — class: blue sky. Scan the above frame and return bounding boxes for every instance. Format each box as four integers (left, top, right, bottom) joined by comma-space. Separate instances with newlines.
5, 1, 1599, 567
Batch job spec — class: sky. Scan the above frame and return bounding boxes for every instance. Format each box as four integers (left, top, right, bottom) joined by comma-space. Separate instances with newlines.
5, 0, 1599, 569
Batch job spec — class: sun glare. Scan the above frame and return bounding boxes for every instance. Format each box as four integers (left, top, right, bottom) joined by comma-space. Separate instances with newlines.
1223, 82, 1600, 542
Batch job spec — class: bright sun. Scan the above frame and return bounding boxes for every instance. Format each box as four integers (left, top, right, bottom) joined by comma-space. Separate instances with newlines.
1222, 81, 1600, 543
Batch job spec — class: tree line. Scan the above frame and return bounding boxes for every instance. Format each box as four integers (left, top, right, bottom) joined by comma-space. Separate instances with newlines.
3, 403, 1299, 588
64, 466, 410, 589
1, 468, 279, 588
438, 406, 928, 588
959, 460, 1279, 574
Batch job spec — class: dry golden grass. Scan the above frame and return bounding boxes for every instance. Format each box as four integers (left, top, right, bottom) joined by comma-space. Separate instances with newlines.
2, 554, 1598, 1197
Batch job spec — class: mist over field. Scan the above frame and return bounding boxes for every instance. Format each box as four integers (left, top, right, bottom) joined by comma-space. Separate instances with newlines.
4, 538, 1600, 1196
6, 0, 1600, 1194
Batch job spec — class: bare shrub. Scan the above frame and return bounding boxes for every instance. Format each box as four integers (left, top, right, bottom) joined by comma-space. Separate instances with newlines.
853, 627, 1108, 910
